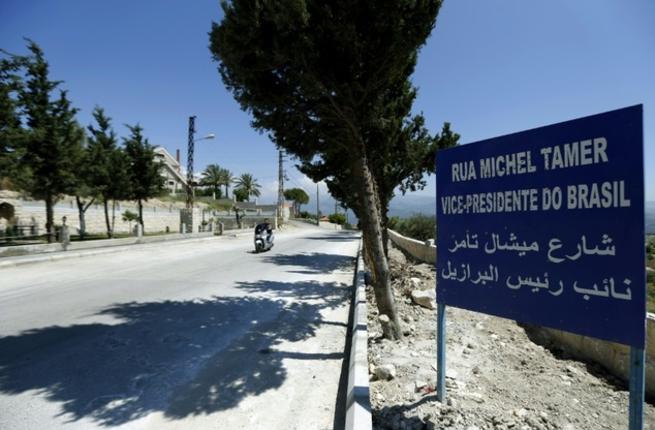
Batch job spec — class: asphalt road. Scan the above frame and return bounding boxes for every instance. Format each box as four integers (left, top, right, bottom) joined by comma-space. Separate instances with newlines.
0, 226, 360, 430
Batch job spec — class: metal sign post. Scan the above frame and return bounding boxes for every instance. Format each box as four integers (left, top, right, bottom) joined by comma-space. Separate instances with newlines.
629, 346, 645, 430
436, 303, 447, 402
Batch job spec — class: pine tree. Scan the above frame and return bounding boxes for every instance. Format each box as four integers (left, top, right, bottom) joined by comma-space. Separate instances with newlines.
16, 41, 79, 242
86, 107, 130, 238
0, 54, 25, 184
283, 188, 309, 216
72, 132, 96, 239
210, 0, 451, 338
123, 124, 163, 232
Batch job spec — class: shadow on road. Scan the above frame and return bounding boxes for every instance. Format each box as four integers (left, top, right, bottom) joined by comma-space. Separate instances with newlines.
264, 252, 355, 274
0, 279, 351, 426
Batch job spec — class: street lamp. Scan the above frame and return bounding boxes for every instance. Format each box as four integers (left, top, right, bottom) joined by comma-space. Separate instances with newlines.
185, 116, 214, 233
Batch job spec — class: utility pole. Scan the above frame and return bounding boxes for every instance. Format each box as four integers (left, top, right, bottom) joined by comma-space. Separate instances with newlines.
277, 150, 285, 226
186, 116, 196, 210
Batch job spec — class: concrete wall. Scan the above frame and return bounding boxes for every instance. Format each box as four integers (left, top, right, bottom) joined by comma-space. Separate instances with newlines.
319, 221, 343, 230
529, 316, 654, 399
19, 200, 189, 234
0, 193, 226, 236
387, 229, 436, 264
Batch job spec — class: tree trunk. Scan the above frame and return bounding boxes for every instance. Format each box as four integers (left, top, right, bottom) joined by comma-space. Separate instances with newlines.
76, 197, 86, 239
350, 154, 402, 339
103, 197, 112, 238
45, 193, 55, 243
75, 196, 95, 239
111, 200, 116, 234
380, 197, 390, 258
138, 199, 144, 232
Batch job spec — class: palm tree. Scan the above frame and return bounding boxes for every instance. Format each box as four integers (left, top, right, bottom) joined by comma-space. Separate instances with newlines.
233, 173, 262, 202
201, 164, 223, 199
219, 168, 234, 198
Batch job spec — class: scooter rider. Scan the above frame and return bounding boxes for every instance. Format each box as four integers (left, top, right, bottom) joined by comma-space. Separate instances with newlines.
261, 218, 273, 242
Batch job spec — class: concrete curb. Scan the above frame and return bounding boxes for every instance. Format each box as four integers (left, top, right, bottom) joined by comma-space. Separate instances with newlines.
0, 230, 253, 269
345, 242, 373, 430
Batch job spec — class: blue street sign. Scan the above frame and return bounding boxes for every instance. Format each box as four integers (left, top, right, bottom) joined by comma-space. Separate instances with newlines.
436, 105, 645, 347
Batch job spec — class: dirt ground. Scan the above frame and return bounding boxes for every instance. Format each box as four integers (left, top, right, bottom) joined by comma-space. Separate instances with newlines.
367, 244, 654, 430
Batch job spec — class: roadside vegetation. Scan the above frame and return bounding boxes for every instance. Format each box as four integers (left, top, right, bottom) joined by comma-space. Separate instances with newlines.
211, 1, 458, 339
388, 213, 436, 242
1, 41, 164, 240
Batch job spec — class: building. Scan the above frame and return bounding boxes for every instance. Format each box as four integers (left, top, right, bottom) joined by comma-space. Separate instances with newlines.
153, 147, 187, 195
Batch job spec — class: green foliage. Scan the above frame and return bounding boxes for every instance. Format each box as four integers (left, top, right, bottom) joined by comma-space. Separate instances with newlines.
233, 173, 261, 201
219, 167, 234, 197
393, 213, 436, 242
298, 210, 316, 220
211, 0, 456, 222
15, 42, 80, 199
210, 0, 451, 337
86, 107, 130, 200
233, 187, 249, 202
284, 187, 309, 215
201, 164, 224, 199
0, 53, 25, 182
123, 124, 163, 204
121, 210, 139, 223
328, 212, 346, 225
4, 40, 85, 240
86, 107, 130, 237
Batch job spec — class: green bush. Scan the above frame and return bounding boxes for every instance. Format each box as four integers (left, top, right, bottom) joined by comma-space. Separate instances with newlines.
393, 213, 436, 241
298, 211, 316, 220
121, 210, 139, 223
328, 213, 346, 225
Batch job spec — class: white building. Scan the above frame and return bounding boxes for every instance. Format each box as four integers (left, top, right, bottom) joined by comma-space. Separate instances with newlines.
153, 147, 187, 195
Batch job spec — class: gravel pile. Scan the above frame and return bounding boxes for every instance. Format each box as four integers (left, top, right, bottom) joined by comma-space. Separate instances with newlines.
367, 244, 654, 430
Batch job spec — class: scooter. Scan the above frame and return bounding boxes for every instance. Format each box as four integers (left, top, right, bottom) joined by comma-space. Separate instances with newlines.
254, 223, 274, 253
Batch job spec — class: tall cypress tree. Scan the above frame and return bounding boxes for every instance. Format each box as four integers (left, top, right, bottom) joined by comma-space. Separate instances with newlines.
86, 107, 129, 238
123, 124, 163, 232
16, 41, 79, 242
0, 55, 24, 185
71, 132, 96, 239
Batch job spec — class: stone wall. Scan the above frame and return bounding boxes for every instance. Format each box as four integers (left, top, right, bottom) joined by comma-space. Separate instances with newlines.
17, 200, 186, 234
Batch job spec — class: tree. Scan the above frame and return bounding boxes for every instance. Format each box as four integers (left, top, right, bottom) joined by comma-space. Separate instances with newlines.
284, 187, 309, 216
86, 107, 129, 238
328, 212, 346, 225
219, 167, 234, 198
0, 53, 25, 184
233, 187, 249, 202
210, 0, 449, 338
13, 41, 80, 242
71, 136, 97, 239
123, 123, 164, 231
201, 164, 224, 199
233, 173, 261, 202
122, 209, 139, 233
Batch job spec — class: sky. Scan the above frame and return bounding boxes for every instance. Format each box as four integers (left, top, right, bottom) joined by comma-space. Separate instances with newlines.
2, 0, 654, 215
